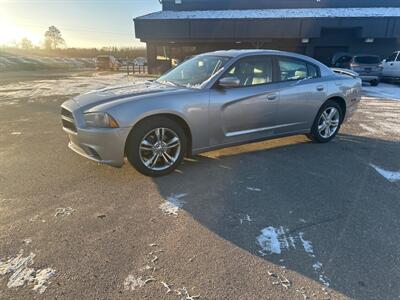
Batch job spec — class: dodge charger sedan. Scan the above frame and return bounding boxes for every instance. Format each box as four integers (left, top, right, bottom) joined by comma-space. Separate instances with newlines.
61, 50, 361, 176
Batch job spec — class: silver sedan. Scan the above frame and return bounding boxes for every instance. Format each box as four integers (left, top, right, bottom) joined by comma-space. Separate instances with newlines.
61, 50, 362, 176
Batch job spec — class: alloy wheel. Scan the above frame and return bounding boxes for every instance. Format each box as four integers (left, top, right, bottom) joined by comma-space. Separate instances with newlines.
318, 107, 340, 138
139, 128, 181, 171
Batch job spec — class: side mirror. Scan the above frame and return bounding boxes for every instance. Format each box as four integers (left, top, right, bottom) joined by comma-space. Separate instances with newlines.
218, 77, 240, 88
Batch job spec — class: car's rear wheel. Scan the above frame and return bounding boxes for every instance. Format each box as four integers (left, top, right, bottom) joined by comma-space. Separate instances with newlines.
126, 117, 186, 177
308, 100, 343, 143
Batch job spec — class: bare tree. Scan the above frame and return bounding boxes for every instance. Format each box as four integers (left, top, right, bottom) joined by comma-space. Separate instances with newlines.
20, 37, 33, 49
44, 26, 65, 50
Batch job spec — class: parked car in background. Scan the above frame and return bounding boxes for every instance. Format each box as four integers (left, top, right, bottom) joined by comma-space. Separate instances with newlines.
332, 52, 353, 69
381, 51, 400, 82
332, 54, 381, 86
96, 55, 121, 71
61, 50, 361, 177
133, 57, 147, 66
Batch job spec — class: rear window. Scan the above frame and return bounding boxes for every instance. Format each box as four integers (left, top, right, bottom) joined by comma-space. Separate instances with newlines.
277, 57, 319, 81
354, 56, 380, 64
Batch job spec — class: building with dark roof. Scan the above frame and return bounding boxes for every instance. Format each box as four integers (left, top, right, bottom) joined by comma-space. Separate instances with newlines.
134, 0, 400, 73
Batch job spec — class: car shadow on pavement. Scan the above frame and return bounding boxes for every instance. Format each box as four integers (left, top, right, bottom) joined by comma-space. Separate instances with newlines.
153, 134, 400, 300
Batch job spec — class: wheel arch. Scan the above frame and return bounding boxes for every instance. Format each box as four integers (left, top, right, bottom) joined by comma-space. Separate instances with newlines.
124, 113, 193, 156
323, 96, 347, 120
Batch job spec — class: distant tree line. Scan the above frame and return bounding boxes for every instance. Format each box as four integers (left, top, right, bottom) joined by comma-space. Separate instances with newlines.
0, 26, 146, 59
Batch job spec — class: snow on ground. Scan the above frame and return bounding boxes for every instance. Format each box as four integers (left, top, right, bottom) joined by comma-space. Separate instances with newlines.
0, 73, 142, 106
0, 53, 95, 72
256, 226, 330, 287
139, 7, 400, 20
362, 83, 400, 101
343, 97, 400, 140
0, 250, 56, 294
159, 193, 188, 216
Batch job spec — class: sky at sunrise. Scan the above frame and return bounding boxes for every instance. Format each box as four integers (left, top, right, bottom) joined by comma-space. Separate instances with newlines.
0, 0, 161, 48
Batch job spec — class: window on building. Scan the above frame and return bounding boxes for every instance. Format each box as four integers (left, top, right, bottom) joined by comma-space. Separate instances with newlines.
277, 57, 319, 81
222, 56, 273, 87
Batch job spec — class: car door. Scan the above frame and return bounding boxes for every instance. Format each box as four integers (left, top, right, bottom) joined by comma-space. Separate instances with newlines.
382, 52, 399, 77
209, 55, 280, 146
392, 52, 400, 77
273, 56, 325, 134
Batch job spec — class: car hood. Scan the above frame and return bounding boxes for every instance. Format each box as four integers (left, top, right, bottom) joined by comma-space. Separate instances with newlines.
74, 80, 180, 108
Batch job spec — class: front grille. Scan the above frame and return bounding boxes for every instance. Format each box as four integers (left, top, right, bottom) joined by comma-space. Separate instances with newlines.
61, 107, 77, 132
61, 107, 73, 119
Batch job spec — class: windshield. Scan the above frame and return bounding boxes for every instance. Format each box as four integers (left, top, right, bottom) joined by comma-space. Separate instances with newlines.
157, 55, 231, 88
354, 56, 380, 64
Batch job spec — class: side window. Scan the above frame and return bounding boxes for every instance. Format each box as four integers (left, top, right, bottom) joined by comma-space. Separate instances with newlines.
222, 56, 273, 87
277, 57, 317, 81
307, 63, 319, 78
386, 52, 398, 62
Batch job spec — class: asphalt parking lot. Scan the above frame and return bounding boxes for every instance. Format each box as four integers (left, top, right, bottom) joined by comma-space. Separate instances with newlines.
0, 72, 399, 300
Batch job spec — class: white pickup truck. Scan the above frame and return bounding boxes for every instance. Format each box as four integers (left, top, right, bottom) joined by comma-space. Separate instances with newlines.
382, 51, 400, 82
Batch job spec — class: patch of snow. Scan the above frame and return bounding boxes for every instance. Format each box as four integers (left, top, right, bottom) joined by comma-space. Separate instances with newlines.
246, 187, 262, 192
319, 274, 330, 287
299, 232, 314, 256
123, 275, 155, 291
55, 207, 76, 217
0, 250, 55, 294
370, 164, 400, 183
123, 276, 146, 291
257, 226, 330, 287
159, 193, 187, 216
313, 261, 323, 271
0, 53, 95, 72
257, 226, 289, 255
239, 214, 253, 224
22, 238, 32, 245
139, 7, 400, 20
0, 73, 135, 106
32, 268, 56, 294
363, 83, 400, 101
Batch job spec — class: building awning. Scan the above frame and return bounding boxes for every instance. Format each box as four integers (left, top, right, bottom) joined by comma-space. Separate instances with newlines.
137, 7, 400, 20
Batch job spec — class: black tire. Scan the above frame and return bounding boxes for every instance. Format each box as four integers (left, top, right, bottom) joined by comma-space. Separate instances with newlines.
370, 80, 379, 86
126, 116, 187, 177
307, 100, 343, 143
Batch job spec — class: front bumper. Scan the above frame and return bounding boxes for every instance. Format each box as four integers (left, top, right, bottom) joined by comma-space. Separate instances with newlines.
61, 100, 131, 167
65, 127, 131, 167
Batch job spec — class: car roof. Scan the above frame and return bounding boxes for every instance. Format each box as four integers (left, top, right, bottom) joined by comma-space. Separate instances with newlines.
199, 49, 334, 78
204, 49, 298, 58
205, 49, 327, 66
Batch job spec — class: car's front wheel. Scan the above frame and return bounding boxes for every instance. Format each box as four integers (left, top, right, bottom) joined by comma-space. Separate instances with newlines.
126, 117, 186, 177
308, 100, 343, 143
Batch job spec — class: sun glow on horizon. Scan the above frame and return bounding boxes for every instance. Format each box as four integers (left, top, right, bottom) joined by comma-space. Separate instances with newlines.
0, 14, 42, 46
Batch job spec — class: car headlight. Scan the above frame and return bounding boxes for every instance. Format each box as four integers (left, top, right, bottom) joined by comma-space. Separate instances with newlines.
84, 112, 119, 128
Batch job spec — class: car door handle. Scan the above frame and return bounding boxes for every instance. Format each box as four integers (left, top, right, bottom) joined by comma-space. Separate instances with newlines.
266, 94, 277, 101
317, 86, 324, 91
390, 63, 394, 66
